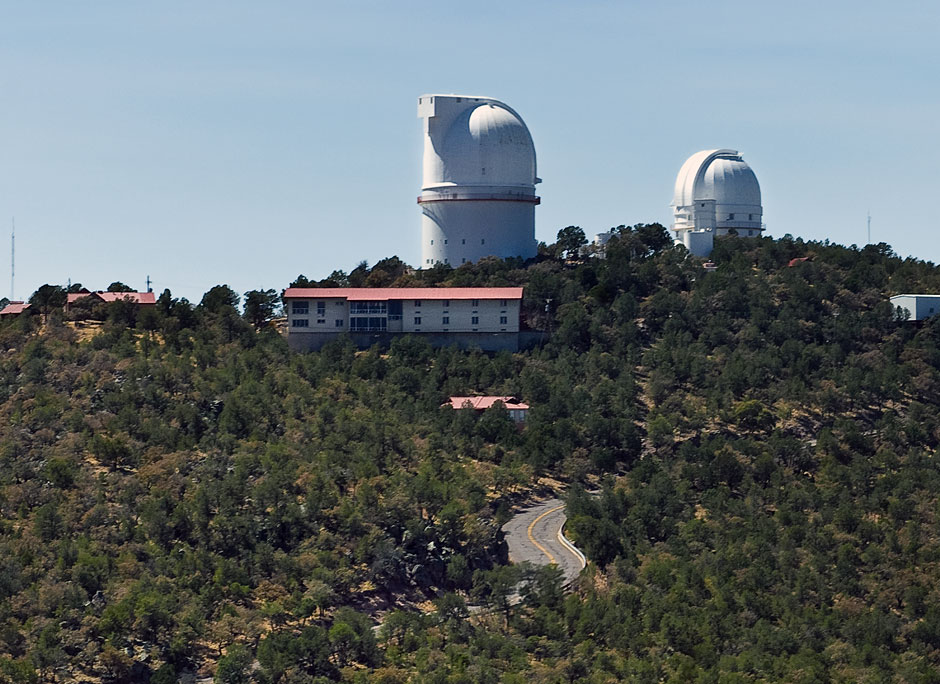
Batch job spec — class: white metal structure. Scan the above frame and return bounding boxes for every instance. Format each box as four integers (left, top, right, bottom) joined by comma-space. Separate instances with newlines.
418, 94, 540, 267
890, 294, 940, 321
671, 149, 763, 256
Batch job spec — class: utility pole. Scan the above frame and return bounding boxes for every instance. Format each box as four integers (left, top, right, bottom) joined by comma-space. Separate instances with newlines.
10, 218, 14, 300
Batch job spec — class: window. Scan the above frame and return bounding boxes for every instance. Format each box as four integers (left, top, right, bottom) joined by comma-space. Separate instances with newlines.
414, 300, 421, 307
317, 319, 325, 324
462, 258, 466, 264
350, 301, 387, 315
292, 319, 309, 328
471, 316, 479, 325
500, 316, 507, 324
350, 317, 386, 331
291, 301, 309, 315
430, 239, 434, 245
748, 230, 754, 236
442, 316, 449, 324
500, 299, 507, 306
442, 300, 449, 307
444, 239, 448, 244
317, 302, 325, 316
461, 239, 465, 244
414, 316, 422, 325
481, 239, 485, 245
729, 213, 735, 220
471, 299, 479, 307
335, 319, 343, 327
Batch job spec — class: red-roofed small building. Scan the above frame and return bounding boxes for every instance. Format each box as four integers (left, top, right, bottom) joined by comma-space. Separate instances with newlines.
283, 286, 523, 351
0, 301, 30, 317
66, 291, 156, 311
446, 396, 529, 422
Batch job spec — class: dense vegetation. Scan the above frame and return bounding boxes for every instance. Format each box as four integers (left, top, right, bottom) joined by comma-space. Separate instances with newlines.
2, 228, 940, 682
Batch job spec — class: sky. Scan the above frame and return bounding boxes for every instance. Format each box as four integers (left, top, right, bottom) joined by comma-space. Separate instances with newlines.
2, 1, 938, 302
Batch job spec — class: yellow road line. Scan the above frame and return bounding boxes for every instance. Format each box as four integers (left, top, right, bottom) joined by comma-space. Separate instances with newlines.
527, 505, 565, 565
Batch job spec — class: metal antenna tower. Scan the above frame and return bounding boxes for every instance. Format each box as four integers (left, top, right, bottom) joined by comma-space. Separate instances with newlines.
10, 218, 14, 300
146, 275, 152, 293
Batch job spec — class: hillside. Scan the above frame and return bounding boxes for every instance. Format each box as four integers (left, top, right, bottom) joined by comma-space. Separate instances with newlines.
3, 228, 940, 682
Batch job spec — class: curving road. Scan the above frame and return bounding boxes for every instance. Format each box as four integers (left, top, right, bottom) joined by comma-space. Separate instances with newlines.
502, 497, 586, 587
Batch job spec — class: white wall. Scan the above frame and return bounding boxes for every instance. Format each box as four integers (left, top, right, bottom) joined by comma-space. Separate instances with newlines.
286, 296, 521, 336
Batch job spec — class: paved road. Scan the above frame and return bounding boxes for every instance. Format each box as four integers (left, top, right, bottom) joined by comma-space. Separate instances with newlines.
502, 497, 586, 586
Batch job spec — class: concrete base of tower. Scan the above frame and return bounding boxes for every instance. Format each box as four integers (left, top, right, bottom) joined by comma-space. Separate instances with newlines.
420, 199, 537, 267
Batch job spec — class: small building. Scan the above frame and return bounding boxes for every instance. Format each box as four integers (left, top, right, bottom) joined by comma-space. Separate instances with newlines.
890, 294, 940, 322
284, 287, 523, 352
67, 291, 156, 310
445, 396, 530, 422
0, 301, 30, 317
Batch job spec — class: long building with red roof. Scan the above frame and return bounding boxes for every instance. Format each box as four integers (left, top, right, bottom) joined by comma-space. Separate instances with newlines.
282, 286, 523, 352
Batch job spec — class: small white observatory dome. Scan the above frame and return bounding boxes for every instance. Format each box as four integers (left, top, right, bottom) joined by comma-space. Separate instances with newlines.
671, 149, 764, 257
418, 94, 540, 268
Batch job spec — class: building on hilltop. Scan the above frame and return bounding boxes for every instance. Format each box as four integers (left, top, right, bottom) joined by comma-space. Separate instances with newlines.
890, 294, 940, 322
417, 94, 540, 267
0, 301, 30, 317
671, 149, 764, 257
284, 287, 524, 352
1, 291, 155, 319
66, 290, 156, 312
445, 396, 529, 423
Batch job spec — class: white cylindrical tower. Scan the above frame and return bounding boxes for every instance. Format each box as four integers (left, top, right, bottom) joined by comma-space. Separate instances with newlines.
418, 94, 540, 267
671, 149, 763, 256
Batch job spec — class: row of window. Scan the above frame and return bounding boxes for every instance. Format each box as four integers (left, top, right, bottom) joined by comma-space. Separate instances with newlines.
293, 315, 509, 328
294, 299, 509, 312
292, 302, 336, 315
430, 238, 485, 246
292, 319, 344, 328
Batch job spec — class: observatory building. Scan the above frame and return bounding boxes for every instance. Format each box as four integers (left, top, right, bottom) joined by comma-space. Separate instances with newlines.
671, 149, 763, 257
417, 94, 540, 267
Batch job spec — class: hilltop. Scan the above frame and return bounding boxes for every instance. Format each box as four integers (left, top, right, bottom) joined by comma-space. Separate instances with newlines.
2, 228, 940, 682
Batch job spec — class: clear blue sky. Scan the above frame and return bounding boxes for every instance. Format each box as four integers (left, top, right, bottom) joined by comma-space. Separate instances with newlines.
2, 1, 937, 302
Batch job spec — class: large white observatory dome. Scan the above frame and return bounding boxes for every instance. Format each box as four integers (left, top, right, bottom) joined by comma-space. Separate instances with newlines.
418, 94, 540, 268
441, 103, 536, 187
671, 149, 764, 256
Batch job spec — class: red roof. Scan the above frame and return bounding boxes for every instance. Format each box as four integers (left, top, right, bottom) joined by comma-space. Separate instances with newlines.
446, 396, 530, 410
0, 301, 30, 316
788, 257, 811, 267
284, 287, 523, 301
96, 291, 156, 304
69, 291, 156, 305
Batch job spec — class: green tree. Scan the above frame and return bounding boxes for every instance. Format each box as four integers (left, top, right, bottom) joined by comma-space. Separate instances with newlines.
200, 285, 240, 313
556, 225, 587, 260
215, 643, 253, 684
243, 289, 279, 330
28, 284, 66, 316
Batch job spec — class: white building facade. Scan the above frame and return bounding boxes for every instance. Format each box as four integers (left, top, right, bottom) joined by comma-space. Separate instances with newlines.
890, 294, 940, 321
418, 95, 540, 267
284, 287, 523, 351
671, 149, 764, 257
